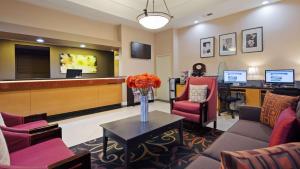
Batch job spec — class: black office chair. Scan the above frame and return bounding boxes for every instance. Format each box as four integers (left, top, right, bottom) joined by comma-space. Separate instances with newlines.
218, 85, 241, 118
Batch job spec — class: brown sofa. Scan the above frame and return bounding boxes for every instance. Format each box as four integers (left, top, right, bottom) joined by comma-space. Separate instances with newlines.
187, 106, 273, 169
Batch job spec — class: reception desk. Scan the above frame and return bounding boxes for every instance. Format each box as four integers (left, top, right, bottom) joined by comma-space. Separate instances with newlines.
0, 78, 125, 116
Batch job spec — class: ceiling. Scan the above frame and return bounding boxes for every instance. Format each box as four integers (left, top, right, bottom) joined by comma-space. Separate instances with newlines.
19, 0, 280, 31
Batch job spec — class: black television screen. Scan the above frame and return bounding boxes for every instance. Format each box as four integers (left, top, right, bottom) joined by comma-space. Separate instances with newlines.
131, 42, 151, 59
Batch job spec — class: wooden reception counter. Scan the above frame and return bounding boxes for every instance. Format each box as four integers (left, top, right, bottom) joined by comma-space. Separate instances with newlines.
0, 77, 125, 116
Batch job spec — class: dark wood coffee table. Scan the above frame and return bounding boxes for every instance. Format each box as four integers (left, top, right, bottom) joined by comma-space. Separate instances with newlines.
100, 110, 184, 168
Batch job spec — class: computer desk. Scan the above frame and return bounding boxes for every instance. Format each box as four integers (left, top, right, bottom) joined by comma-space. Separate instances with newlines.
176, 81, 300, 109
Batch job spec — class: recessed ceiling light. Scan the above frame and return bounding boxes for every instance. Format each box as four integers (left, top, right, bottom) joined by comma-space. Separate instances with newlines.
36, 38, 44, 43
262, 1, 269, 5
80, 44, 86, 48
194, 20, 199, 24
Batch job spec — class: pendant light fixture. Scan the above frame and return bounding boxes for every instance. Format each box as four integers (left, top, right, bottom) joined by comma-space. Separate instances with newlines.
137, 0, 173, 30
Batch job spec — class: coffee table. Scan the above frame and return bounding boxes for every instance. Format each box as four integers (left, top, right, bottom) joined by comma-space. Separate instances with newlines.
100, 110, 184, 167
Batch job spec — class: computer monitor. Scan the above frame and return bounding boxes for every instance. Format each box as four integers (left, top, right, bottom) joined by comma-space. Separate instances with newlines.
265, 69, 294, 84
66, 69, 82, 78
223, 70, 247, 84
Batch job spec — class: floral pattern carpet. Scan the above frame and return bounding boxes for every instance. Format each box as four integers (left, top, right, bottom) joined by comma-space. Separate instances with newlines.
71, 127, 223, 169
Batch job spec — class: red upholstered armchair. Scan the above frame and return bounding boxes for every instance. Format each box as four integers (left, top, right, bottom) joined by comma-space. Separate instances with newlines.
0, 127, 91, 169
171, 76, 217, 128
0, 112, 58, 134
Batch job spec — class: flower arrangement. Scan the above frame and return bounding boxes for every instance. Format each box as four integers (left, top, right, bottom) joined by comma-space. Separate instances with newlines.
127, 73, 161, 96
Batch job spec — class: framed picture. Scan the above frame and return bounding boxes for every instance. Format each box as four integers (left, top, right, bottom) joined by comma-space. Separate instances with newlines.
242, 27, 263, 53
200, 37, 215, 58
219, 32, 237, 56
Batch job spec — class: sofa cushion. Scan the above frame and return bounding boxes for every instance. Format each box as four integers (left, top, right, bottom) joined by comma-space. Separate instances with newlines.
186, 155, 220, 169
13, 120, 48, 131
220, 142, 300, 169
203, 132, 268, 161
10, 138, 74, 167
269, 107, 297, 147
227, 120, 272, 142
260, 92, 299, 128
173, 101, 201, 114
189, 85, 208, 103
172, 110, 199, 123
0, 129, 10, 165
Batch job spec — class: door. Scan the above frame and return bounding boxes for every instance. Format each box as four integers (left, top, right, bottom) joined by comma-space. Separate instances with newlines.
156, 55, 172, 101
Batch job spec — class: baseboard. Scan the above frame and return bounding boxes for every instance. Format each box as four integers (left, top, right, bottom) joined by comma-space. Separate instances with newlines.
48, 104, 122, 122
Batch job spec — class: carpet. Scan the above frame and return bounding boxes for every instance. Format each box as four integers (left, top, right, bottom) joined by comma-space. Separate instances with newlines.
71, 127, 223, 169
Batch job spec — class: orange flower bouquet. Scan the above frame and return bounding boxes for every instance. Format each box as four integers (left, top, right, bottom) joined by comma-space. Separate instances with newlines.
126, 73, 161, 96
127, 73, 161, 122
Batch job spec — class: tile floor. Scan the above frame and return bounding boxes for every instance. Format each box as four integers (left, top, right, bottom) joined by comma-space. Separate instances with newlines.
53, 101, 239, 147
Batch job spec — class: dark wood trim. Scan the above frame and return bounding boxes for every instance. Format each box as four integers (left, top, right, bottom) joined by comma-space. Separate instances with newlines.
28, 123, 59, 134
48, 151, 91, 169
30, 127, 62, 145
47, 104, 122, 122
24, 113, 47, 123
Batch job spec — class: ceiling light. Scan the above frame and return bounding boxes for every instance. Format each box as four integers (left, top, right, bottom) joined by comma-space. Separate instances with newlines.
194, 20, 199, 24
80, 44, 86, 48
36, 38, 44, 43
262, 1, 269, 5
137, 0, 173, 30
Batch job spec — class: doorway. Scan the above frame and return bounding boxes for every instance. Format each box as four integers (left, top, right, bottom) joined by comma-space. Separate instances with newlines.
15, 44, 50, 79
156, 55, 172, 101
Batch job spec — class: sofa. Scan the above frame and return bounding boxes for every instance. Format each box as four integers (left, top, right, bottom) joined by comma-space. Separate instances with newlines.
187, 105, 289, 169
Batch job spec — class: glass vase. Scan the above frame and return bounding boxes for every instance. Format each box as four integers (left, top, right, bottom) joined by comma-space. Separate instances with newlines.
140, 95, 149, 122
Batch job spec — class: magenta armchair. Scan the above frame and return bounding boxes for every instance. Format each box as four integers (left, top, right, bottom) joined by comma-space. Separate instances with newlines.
0, 112, 58, 134
0, 128, 91, 169
171, 76, 217, 128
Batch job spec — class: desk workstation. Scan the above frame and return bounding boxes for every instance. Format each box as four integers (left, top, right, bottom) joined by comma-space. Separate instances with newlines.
173, 69, 299, 111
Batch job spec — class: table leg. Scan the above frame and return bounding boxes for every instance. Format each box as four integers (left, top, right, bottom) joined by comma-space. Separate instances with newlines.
103, 129, 108, 160
124, 144, 129, 168
179, 120, 184, 145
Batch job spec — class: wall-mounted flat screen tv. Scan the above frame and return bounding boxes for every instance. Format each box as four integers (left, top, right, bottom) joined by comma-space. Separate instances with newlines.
131, 42, 151, 59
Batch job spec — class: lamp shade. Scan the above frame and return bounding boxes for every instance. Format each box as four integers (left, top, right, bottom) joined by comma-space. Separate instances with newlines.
138, 12, 171, 29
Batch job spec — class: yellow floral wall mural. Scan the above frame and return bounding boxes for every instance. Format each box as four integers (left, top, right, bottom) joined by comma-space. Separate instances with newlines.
60, 53, 97, 73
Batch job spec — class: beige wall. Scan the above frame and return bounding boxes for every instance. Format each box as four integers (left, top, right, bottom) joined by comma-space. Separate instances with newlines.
0, 40, 114, 79
119, 25, 155, 101
175, 0, 300, 80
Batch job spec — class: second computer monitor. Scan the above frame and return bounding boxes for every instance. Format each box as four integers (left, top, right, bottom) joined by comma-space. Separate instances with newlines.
224, 70, 247, 84
265, 69, 294, 84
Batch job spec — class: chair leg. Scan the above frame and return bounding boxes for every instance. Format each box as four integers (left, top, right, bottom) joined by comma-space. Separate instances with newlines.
213, 120, 217, 129
232, 111, 235, 119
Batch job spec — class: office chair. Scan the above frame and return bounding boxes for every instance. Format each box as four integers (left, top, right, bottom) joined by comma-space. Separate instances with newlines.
218, 85, 241, 118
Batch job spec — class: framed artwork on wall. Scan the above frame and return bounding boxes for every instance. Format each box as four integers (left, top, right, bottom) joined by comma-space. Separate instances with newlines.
200, 37, 215, 58
242, 27, 263, 53
219, 32, 237, 56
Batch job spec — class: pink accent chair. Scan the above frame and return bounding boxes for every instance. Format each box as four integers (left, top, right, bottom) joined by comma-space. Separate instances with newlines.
171, 77, 217, 128
0, 112, 58, 134
0, 127, 91, 169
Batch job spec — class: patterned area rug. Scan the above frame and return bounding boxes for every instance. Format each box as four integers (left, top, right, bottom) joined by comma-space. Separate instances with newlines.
71, 127, 223, 169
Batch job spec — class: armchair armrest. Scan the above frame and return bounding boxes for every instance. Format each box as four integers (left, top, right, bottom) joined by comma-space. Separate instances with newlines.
31, 127, 62, 145
3, 130, 31, 153
48, 151, 91, 169
3, 127, 62, 153
24, 113, 47, 123
28, 123, 59, 134
1, 112, 24, 127
238, 106, 261, 122
0, 126, 28, 133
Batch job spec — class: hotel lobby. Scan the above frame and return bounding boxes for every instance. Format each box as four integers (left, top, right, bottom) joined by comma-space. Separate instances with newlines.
0, 0, 300, 169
